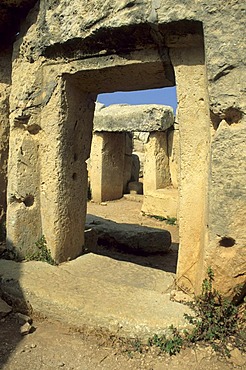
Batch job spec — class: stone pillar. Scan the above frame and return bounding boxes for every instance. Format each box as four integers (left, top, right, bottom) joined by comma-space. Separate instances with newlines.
170, 46, 210, 293
90, 132, 125, 202
39, 77, 96, 262
168, 124, 180, 189
143, 131, 170, 194
7, 62, 43, 258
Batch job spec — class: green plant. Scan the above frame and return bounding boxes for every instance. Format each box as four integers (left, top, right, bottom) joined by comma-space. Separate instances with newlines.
147, 268, 245, 357
26, 235, 56, 265
184, 267, 244, 356
165, 216, 177, 225
148, 214, 177, 225
148, 326, 183, 355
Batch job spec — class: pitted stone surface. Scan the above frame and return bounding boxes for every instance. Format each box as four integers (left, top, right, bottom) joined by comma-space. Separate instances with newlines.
93, 104, 174, 132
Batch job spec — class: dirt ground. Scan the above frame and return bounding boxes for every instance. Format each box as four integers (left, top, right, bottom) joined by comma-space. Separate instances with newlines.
0, 197, 245, 369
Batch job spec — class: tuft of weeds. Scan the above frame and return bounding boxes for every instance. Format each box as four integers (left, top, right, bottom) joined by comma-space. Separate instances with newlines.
148, 214, 177, 225
148, 325, 184, 355
25, 235, 56, 265
147, 268, 245, 357
184, 267, 245, 356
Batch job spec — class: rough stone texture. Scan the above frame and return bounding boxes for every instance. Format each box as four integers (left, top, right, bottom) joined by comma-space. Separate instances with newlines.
0, 48, 11, 217
144, 131, 171, 194
90, 132, 125, 202
86, 214, 171, 254
0, 257, 192, 338
170, 47, 210, 293
93, 104, 174, 132
168, 125, 179, 189
1, 0, 245, 295
206, 123, 246, 296
142, 189, 178, 219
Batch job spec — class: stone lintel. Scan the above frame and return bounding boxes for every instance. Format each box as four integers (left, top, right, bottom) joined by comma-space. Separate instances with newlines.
93, 104, 174, 132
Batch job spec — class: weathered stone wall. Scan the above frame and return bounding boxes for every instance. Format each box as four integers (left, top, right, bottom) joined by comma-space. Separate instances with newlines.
0, 48, 11, 226
1, 0, 245, 296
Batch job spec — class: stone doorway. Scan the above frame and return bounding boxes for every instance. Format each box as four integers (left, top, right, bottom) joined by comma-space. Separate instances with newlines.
7, 22, 210, 293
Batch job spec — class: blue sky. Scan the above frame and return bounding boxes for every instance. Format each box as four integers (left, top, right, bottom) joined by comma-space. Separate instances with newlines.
97, 86, 177, 113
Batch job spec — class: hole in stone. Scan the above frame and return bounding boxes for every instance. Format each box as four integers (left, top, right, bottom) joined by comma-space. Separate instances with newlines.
210, 110, 222, 130
23, 195, 35, 207
219, 237, 235, 248
72, 173, 77, 180
224, 107, 243, 125
74, 153, 78, 161
27, 124, 41, 135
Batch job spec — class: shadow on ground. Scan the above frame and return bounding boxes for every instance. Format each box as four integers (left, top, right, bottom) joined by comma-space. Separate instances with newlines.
0, 241, 31, 369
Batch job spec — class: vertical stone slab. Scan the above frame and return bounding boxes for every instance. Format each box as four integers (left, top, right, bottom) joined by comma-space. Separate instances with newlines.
40, 76, 96, 262
90, 133, 103, 202
90, 132, 125, 202
143, 131, 170, 194
168, 125, 180, 189
206, 123, 246, 297
170, 46, 210, 293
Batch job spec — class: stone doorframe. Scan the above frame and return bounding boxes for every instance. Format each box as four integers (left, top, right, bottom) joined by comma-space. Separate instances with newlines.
7, 35, 210, 293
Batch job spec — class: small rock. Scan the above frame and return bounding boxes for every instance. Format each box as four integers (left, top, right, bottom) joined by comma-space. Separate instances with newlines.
20, 322, 32, 335
100, 202, 107, 206
0, 297, 12, 318
15, 312, 32, 325
170, 290, 193, 303
229, 348, 246, 367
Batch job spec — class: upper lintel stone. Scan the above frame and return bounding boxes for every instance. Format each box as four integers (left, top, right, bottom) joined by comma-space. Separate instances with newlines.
93, 104, 174, 132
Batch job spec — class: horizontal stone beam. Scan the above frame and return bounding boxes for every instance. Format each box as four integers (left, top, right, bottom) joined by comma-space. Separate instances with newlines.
93, 104, 174, 132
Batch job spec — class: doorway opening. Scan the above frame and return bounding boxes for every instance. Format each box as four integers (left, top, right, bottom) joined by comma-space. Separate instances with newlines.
85, 86, 179, 273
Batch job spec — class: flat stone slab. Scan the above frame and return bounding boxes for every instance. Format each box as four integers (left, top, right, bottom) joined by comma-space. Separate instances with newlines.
93, 104, 174, 132
86, 215, 171, 254
142, 188, 179, 219
0, 256, 192, 338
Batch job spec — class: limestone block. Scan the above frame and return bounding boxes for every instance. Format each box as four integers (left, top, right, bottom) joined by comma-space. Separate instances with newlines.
141, 189, 178, 219
168, 127, 179, 189
90, 132, 125, 202
206, 123, 246, 296
94, 104, 174, 132
86, 215, 171, 254
170, 47, 210, 294
38, 79, 95, 263
144, 131, 171, 194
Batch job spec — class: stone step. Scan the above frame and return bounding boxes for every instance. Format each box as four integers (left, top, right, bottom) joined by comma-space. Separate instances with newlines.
0, 256, 192, 339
